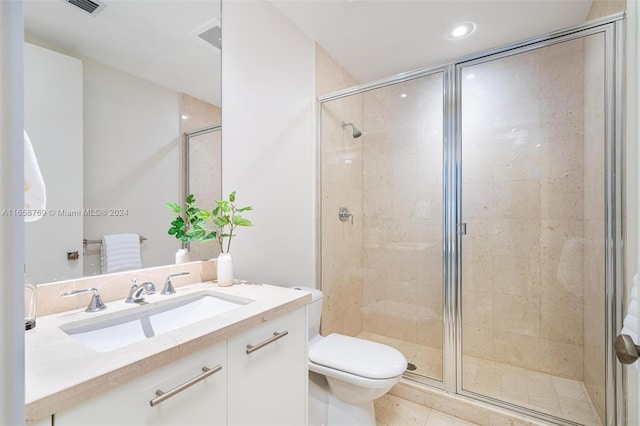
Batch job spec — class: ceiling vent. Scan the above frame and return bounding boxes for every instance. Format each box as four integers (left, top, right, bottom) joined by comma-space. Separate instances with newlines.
197, 24, 222, 51
65, 0, 107, 16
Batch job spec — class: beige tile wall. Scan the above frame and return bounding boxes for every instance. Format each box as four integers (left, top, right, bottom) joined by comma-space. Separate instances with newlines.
360, 74, 444, 371
583, 34, 606, 423
461, 39, 588, 381
587, 0, 626, 20
317, 44, 364, 336
35, 260, 217, 317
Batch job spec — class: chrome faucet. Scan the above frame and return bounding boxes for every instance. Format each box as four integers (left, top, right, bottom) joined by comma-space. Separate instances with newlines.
126, 278, 156, 303
161, 272, 190, 295
62, 288, 107, 312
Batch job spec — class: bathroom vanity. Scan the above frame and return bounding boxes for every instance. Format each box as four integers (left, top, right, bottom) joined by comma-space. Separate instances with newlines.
25, 281, 310, 425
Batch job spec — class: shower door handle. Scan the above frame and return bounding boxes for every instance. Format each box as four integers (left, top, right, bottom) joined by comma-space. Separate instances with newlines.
614, 334, 640, 364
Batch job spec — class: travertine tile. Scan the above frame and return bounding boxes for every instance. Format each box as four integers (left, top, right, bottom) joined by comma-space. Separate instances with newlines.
375, 394, 430, 426
540, 298, 583, 345
540, 339, 583, 380
426, 411, 479, 426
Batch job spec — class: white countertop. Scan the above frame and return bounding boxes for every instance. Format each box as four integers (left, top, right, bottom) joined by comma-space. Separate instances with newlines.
25, 282, 311, 423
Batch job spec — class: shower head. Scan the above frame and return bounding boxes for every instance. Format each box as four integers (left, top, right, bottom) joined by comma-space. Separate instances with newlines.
341, 121, 362, 139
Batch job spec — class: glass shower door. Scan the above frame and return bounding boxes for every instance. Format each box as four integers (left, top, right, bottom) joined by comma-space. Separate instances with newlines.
459, 33, 607, 425
320, 72, 445, 383
185, 126, 222, 261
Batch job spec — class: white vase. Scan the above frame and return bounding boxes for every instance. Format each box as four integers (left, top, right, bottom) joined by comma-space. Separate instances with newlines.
175, 248, 191, 264
217, 252, 234, 287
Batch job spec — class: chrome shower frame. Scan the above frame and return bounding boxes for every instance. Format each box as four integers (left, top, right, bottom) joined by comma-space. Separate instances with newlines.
316, 13, 624, 426
182, 124, 222, 251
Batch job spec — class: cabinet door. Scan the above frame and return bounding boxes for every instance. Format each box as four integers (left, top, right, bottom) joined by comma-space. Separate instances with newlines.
55, 342, 226, 426
227, 307, 307, 426
28, 416, 52, 426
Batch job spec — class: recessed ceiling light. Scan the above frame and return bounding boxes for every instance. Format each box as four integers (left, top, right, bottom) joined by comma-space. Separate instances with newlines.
400, 93, 407, 98
447, 22, 476, 40
181, 115, 189, 120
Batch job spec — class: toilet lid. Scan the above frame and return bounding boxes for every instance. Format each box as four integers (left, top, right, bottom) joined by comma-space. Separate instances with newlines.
309, 333, 407, 379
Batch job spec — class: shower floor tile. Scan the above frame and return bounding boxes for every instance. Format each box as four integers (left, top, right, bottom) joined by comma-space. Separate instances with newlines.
358, 331, 603, 426
375, 394, 480, 426
463, 356, 603, 426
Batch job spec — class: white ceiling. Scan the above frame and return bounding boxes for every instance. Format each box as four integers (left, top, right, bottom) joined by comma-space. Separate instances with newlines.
23, 0, 594, 105
271, 0, 594, 84
24, 0, 221, 106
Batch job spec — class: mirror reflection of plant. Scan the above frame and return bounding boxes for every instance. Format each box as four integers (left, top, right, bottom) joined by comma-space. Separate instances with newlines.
166, 191, 252, 253
166, 194, 202, 244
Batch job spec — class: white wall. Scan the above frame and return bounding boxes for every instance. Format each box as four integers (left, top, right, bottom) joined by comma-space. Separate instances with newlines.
221, 1, 315, 286
24, 42, 83, 284
82, 59, 181, 275
0, 2, 25, 424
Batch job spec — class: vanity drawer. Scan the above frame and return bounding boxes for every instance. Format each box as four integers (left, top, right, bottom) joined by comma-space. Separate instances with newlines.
54, 341, 227, 426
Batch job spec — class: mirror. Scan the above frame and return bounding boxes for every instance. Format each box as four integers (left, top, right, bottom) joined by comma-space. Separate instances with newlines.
23, 0, 221, 284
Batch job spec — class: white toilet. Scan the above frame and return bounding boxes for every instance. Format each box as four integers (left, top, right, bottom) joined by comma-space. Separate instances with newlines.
292, 287, 407, 426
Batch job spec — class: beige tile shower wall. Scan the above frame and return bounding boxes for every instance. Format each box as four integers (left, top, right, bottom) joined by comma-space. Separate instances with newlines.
462, 40, 586, 380
361, 75, 444, 350
583, 34, 606, 424
317, 44, 364, 336
587, 0, 626, 20
179, 94, 222, 262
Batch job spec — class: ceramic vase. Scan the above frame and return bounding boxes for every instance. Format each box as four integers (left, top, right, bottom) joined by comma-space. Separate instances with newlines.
175, 248, 191, 264
217, 252, 234, 286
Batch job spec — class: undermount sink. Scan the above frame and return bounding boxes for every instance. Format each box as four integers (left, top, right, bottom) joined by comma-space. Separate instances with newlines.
60, 292, 250, 353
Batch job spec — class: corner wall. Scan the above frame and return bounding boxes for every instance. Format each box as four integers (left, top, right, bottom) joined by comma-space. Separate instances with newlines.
221, 0, 315, 286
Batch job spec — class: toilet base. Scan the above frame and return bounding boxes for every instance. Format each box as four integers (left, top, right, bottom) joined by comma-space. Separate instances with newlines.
309, 371, 376, 426
327, 393, 375, 426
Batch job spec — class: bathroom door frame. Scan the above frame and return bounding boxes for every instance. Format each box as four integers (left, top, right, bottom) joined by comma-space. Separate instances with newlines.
316, 12, 625, 426
450, 18, 625, 426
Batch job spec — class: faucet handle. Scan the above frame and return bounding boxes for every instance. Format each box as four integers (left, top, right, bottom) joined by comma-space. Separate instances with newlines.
142, 281, 156, 295
62, 288, 107, 312
162, 272, 190, 295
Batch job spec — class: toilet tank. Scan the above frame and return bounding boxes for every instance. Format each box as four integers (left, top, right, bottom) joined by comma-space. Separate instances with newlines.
291, 286, 323, 341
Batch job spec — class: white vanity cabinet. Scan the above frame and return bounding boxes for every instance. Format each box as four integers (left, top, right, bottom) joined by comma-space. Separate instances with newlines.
54, 341, 227, 426
227, 307, 307, 426
29, 416, 52, 426
50, 306, 308, 426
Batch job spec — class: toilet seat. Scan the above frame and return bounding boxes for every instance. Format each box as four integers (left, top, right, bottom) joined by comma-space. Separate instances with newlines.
309, 333, 406, 380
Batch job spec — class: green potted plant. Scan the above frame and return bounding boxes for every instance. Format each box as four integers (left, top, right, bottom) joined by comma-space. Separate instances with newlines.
166, 191, 253, 286
165, 194, 201, 263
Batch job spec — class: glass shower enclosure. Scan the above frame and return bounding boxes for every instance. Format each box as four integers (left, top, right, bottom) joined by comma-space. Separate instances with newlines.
184, 125, 222, 261
318, 16, 622, 426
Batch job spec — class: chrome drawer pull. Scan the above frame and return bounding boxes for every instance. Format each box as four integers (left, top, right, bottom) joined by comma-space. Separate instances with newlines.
246, 330, 289, 355
150, 364, 222, 407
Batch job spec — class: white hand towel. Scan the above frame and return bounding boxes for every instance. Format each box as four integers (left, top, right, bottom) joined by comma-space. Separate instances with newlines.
100, 233, 142, 274
23, 130, 46, 222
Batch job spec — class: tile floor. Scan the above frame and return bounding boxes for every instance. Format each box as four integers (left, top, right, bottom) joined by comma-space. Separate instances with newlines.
359, 331, 603, 426
375, 394, 480, 426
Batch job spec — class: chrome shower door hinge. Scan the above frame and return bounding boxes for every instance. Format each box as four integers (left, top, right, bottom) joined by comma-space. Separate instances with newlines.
457, 222, 467, 235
